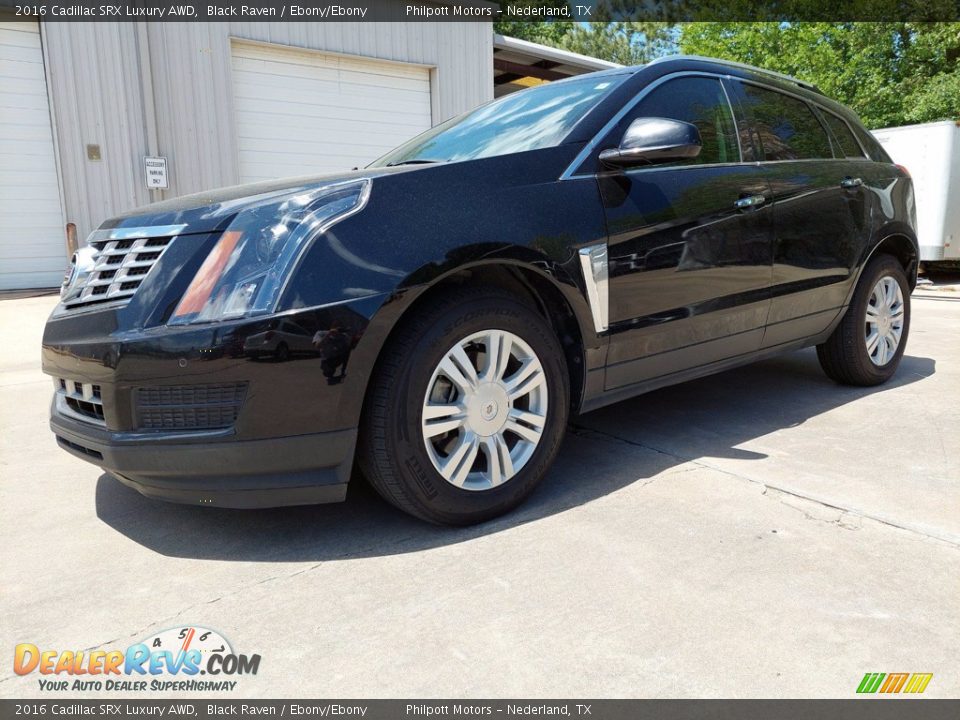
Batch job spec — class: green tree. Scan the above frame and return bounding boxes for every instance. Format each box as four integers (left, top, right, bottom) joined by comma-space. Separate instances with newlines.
493, 0, 572, 46
560, 22, 675, 65
494, 1, 675, 65
678, 22, 960, 128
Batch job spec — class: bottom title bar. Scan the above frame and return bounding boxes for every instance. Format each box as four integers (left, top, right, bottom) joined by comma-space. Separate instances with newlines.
3, 700, 960, 720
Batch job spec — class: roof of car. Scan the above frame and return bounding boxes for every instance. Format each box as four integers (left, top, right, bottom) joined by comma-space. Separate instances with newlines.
644, 54, 824, 95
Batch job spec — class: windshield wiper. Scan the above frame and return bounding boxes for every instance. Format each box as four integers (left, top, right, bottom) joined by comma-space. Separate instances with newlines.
386, 159, 443, 167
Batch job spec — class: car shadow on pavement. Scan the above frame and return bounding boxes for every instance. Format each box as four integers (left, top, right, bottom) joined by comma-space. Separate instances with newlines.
95, 348, 935, 561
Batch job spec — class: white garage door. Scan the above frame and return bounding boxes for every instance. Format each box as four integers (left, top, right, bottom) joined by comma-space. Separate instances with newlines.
0, 21, 65, 289
231, 42, 433, 184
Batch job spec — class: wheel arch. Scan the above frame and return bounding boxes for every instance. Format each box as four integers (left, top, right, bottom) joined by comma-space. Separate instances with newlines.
863, 224, 920, 291
360, 258, 597, 423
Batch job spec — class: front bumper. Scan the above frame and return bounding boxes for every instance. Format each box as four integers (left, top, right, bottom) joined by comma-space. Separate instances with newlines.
51, 409, 355, 508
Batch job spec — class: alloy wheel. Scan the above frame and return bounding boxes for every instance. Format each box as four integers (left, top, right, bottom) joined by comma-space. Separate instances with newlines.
421, 329, 548, 491
865, 275, 904, 366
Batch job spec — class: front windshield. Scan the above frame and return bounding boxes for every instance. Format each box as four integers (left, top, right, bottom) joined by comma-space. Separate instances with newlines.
370, 74, 626, 167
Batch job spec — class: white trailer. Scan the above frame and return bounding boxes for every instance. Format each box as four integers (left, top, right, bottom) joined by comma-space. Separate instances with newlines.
872, 120, 960, 263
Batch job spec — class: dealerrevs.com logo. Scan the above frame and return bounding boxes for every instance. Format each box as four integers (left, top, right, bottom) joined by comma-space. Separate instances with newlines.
14, 626, 260, 693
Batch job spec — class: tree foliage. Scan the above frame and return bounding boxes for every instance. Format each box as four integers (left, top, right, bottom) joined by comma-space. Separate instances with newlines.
495, 1, 674, 66
678, 22, 960, 128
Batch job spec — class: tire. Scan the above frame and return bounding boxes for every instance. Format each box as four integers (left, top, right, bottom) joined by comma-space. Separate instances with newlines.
817, 254, 911, 386
358, 287, 570, 525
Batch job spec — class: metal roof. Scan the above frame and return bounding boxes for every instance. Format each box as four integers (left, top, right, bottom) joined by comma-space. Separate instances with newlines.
493, 34, 622, 96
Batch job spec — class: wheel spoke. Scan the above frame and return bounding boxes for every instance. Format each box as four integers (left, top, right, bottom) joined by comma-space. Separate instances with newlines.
422, 403, 463, 421
494, 434, 514, 482
439, 351, 477, 395
505, 360, 545, 400
441, 431, 479, 487
865, 304, 881, 322
482, 436, 513, 487
484, 330, 512, 382
423, 415, 466, 439
508, 408, 546, 429
505, 418, 542, 444
866, 330, 881, 355
884, 279, 897, 306
878, 336, 890, 364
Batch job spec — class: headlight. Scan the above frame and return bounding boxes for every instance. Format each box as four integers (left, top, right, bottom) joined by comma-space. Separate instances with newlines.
169, 179, 370, 324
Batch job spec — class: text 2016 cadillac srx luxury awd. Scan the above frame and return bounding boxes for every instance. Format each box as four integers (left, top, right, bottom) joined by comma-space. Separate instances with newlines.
44, 56, 918, 524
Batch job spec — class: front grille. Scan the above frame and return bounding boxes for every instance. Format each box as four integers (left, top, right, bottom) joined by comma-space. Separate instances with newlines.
62, 234, 175, 310
135, 383, 248, 431
55, 378, 106, 427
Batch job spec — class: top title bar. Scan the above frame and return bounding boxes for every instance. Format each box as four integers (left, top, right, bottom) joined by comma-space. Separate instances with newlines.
1, 0, 957, 22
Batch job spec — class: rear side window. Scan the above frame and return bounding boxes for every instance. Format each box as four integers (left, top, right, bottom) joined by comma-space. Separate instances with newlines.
613, 76, 740, 165
736, 82, 834, 161
822, 112, 866, 158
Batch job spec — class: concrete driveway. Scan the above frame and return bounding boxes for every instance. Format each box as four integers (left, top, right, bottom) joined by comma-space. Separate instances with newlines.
1, 292, 957, 698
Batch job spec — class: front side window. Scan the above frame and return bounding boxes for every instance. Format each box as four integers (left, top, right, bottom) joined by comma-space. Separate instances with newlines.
822, 112, 866, 158
370, 74, 626, 167
601, 76, 740, 167
736, 82, 834, 161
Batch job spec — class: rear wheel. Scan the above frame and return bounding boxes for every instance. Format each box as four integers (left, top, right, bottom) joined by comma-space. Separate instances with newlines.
358, 287, 569, 525
817, 254, 911, 386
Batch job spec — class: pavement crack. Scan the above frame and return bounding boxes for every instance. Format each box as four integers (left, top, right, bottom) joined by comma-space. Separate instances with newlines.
572, 422, 960, 549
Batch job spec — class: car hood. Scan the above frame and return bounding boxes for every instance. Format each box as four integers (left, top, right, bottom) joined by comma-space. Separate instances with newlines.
97, 165, 416, 237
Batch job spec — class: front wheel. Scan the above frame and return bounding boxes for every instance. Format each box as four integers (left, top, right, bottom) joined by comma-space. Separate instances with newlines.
817, 254, 911, 386
358, 288, 569, 525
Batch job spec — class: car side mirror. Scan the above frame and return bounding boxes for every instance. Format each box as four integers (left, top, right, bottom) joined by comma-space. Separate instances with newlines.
599, 117, 702, 168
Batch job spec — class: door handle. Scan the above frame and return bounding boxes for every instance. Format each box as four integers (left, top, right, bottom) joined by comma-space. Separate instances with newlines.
734, 194, 767, 210
840, 177, 863, 189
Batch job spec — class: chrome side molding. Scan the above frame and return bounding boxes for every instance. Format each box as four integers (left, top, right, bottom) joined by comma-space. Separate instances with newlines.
578, 243, 609, 333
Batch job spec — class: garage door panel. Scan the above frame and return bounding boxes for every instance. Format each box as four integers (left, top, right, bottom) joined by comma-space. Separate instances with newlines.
232, 57, 431, 93
238, 133, 413, 156
0, 21, 65, 289
0, 270, 64, 288
233, 106, 429, 133
0, 105, 59, 125
0, 91, 50, 112
232, 42, 432, 183
0, 25, 42, 47
232, 81, 430, 117
233, 44, 429, 82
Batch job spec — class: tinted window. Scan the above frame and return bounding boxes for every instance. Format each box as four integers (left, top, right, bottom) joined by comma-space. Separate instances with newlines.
737, 83, 833, 161
822, 112, 865, 158
619, 77, 739, 165
371, 75, 625, 166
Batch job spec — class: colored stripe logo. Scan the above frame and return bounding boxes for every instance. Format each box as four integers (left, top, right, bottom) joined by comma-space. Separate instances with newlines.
857, 672, 932, 694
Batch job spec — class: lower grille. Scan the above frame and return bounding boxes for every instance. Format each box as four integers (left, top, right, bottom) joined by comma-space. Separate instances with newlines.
135, 383, 248, 431
56, 436, 104, 460
55, 378, 106, 427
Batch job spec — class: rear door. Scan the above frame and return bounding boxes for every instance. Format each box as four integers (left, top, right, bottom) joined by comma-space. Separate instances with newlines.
594, 74, 775, 390
729, 80, 871, 347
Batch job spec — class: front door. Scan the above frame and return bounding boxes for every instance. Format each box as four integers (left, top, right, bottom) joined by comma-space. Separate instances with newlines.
594, 75, 775, 390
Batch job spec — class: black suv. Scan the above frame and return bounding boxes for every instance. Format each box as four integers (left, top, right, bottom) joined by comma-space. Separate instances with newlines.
44, 56, 917, 525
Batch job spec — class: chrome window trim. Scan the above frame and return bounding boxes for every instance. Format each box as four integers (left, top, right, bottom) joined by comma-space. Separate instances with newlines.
719, 78, 744, 162
578, 244, 609, 333
816, 107, 870, 159
562, 69, 870, 179
649, 54, 819, 93
728, 77, 870, 161
560, 71, 741, 180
